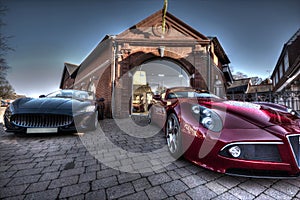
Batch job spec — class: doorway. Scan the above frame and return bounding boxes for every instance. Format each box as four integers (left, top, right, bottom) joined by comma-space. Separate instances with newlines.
131, 59, 190, 115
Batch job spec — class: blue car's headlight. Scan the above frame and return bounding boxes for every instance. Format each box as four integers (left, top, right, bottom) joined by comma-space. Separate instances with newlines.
192, 105, 223, 132
76, 105, 96, 113
4, 107, 12, 120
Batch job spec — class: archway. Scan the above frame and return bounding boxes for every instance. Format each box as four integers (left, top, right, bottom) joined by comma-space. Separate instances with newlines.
131, 59, 190, 115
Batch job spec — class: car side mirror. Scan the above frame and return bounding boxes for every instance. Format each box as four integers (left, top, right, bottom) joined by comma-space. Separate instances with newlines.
97, 98, 105, 102
39, 95, 46, 98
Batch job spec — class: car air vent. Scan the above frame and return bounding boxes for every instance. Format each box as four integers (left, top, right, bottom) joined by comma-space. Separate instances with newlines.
11, 114, 73, 128
287, 134, 300, 168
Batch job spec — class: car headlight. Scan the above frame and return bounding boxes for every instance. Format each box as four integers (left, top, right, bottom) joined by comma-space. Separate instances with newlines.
219, 144, 282, 162
4, 107, 12, 120
192, 105, 223, 132
78, 105, 96, 113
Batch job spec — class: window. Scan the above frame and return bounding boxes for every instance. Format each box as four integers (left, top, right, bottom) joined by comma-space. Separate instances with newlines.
284, 53, 289, 72
274, 72, 278, 85
279, 63, 283, 79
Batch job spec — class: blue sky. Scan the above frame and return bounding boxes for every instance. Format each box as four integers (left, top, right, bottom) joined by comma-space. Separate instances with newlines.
2, 0, 300, 97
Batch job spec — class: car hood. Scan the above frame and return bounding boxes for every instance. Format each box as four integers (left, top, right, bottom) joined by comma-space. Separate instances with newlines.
204, 100, 300, 128
10, 97, 89, 114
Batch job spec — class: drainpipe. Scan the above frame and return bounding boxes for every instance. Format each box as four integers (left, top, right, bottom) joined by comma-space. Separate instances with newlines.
112, 36, 117, 117
207, 43, 211, 92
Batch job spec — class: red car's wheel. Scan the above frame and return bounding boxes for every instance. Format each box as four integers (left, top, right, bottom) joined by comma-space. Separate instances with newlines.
166, 113, 182, 159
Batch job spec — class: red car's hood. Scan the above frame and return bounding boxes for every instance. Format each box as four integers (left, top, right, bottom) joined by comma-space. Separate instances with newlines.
202, 100, 300, 128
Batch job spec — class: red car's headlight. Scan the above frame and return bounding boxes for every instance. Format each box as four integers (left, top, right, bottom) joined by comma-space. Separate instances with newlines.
191, 105, 223, 132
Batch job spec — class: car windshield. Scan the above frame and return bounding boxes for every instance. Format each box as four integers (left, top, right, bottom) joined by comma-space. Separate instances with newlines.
47, 90, 94, 100
167, 91, 221, 99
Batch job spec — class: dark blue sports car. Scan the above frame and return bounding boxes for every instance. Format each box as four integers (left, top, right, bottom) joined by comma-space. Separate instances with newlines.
3, 90, 99, 134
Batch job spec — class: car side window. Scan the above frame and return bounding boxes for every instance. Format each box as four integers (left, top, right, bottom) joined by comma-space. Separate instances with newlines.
167, 93, 177, 99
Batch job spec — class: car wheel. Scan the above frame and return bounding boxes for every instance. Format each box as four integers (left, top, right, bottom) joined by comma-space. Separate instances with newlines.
166, 113, 182, 159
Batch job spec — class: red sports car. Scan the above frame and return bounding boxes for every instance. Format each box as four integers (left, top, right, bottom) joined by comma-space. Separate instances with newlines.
149, 87, 300, 178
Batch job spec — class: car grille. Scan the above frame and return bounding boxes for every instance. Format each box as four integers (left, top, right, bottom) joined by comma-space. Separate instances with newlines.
11, 114, 73, 128
287, 134, 300, 168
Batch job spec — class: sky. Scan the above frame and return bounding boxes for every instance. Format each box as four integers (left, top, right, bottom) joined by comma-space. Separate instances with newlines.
2, 0, 300, 97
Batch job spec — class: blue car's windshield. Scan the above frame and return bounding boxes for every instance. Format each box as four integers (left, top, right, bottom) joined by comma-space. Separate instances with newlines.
47, 90, 94, 100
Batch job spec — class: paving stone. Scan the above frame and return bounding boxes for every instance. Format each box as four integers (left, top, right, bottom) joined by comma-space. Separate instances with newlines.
264, 188, 292, 200
132, 177, 152, 191
145, 186, 168, 200
42, 164, 61, 173
9, 162, 36, 171
0, 178, 10, 187
196, 170, 222, 181
173, 159, 190, 168
119, 191, 149, 200
48, 176, 78, 189
238, 180, 266, 196
85, 189, 106, 200
186, 185, 217, 200
106, 182, 135, 199
167, 170, 181, 180
83, 159, 97, 167
92, 176, 118, 190
68, 194, 85, 200
185, 165, 204, 174
13, 167, 43, 177
39, 171, 60, 181
205, 181, 228, 195
229, 187, 255, 200
254, 193, 276, 200
148, 172, 172, 186
60, 167, 85, 178
24, 188, 60, 200
24, 181, 50, 194
0, 165, 11, 172
7, 174, 41, 186
117, 172, 141, 184
9, 158, 35, 165
216, 176, 241, 189
97, 168, 120, 179
34, 160, 53, 168
0, 184, 29, 199
161, 180, 189, 196
174, 167, 193, 177
175, 193, 192, 200
181, 174, 206, 188
0, 170, 15, 179
212, 192, 239, 200
253, 179, 277, 188
59, 182, 90, 198
272, 181, 299, 197
79, 172, 96, 183
2, 195, 25, 200
86, 164, 101, 172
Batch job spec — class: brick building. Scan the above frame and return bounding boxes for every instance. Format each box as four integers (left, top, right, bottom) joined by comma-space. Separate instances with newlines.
271, 28, 300, 111
60, 10, 233, 118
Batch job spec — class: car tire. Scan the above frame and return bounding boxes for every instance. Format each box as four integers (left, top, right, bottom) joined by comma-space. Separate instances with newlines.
165, 113, 182, 159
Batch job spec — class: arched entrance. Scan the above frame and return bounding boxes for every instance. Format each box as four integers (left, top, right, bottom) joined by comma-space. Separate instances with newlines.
131, 59, 190, 115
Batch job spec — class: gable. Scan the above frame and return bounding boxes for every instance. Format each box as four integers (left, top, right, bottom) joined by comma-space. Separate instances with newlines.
65, 63, 79, 75
116, 9, 209, 42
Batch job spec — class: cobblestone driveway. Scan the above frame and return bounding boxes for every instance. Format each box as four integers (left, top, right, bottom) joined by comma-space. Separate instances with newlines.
0, 116, 300, 199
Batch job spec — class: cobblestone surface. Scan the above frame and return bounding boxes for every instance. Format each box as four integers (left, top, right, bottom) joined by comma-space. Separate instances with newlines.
0, 115, 300, 199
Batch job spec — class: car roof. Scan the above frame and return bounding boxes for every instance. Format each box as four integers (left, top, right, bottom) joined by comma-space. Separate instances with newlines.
167, 87, 208, 93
